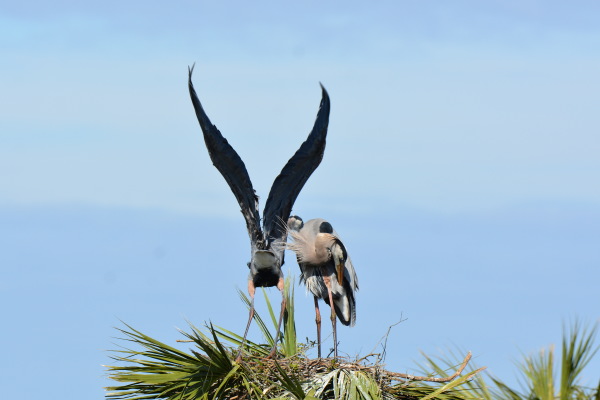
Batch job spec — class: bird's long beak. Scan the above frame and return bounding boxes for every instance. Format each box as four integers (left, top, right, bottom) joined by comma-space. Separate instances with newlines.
331, 241, 346, 286
334, 256, 345, 286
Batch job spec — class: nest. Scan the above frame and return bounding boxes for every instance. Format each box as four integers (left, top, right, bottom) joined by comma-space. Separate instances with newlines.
106, 320, 485, 400
224, 352, 484, 400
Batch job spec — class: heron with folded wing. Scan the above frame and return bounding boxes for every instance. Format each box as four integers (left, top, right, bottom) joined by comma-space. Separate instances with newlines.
287, 216, 358, 359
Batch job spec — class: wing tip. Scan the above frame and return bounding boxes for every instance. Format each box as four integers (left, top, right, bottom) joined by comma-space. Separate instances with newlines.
317, 83, 331, 119
188, 63, 197, 90
318, 82, 330, 104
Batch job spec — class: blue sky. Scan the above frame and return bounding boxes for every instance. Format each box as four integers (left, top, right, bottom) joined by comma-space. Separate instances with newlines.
1, 1, 599, 398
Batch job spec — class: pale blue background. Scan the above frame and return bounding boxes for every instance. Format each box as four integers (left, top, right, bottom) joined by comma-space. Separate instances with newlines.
1, 1, 599, 398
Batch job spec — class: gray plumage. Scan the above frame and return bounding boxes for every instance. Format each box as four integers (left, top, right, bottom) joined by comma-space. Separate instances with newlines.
288, 216, 358, 357
188, 66, 329, 289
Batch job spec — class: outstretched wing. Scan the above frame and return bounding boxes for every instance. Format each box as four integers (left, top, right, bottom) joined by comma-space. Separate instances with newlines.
262, 84, 330, 244
188, 65, 262, 245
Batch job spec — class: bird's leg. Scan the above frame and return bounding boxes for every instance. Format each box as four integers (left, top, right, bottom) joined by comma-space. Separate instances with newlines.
236, 280, 256, 363
267, 277, 286, 359
323, 276, 338, 359
328, 289, 338, 359
314, 296, 322, 358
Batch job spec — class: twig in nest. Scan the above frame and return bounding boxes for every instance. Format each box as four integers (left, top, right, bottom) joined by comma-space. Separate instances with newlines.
380, 316, 405, 362
356, 353, 380, 363
369, 315, 406, 363
243, 351, 485, 384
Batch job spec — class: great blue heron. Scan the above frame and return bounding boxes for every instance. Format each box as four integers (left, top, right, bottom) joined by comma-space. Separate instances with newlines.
287, 216, 358, 358
188, 66, 330, 360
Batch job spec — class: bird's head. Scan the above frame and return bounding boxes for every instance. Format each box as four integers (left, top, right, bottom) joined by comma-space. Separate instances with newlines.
287, 215, 304, 231
329, 240, 346, 261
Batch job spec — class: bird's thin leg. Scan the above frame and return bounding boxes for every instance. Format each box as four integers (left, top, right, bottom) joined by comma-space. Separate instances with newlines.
314, 296, 322, 358
236, 280, 256, 362
323, 276, 338, 359
267, 277, 286, 359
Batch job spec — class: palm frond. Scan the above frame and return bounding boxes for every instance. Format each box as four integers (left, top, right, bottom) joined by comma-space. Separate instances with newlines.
307, 368, 381, 400
560, 320, 599, 400
106, 322, 240, 400
282, 276, 298, 358
106, 277, 486, 400
415, 320, 600, 400
415, 349, 493, 400
518, 345, 555, 400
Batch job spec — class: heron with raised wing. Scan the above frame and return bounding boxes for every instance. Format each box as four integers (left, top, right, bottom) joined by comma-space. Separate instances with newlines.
287, 216, 358, 358
188, 66, 330, 360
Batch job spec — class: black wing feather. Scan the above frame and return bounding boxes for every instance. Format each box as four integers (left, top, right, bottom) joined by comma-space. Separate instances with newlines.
263, 84, 330, 243
188, 65, 262, 245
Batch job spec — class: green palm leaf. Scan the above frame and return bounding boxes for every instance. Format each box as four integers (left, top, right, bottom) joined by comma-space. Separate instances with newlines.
106, 277, 486, 400
415, 319, 599, 400
560, 320, 599, 400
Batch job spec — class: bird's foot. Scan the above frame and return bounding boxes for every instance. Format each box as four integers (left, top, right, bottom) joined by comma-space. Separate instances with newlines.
234, 348, 244, 363
266, 347, 278, 360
